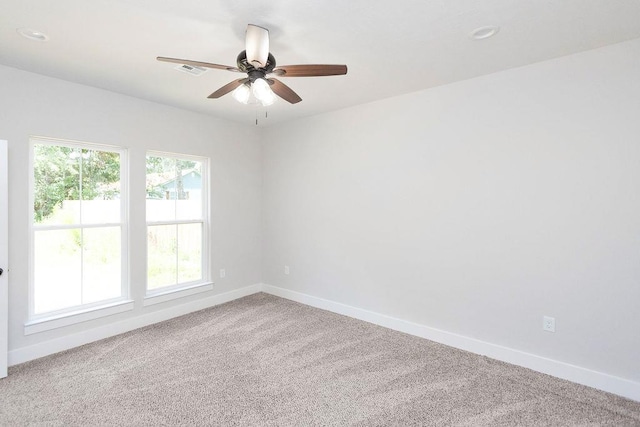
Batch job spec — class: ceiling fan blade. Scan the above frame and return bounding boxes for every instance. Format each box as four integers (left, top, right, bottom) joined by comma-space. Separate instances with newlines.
207, 78, 250, 99
267, 78, 302, 104
271, 64, 347, 77
245, 24, 269, 68
157, 56, 241, 73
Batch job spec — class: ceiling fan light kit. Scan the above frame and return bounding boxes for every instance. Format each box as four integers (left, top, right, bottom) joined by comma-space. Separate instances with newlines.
157, 24, 347, 106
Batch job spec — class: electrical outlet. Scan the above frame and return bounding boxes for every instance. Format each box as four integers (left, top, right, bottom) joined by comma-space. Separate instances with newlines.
220, 269, 226, 278
284, 265, 290, 275
543, 316, 555, 333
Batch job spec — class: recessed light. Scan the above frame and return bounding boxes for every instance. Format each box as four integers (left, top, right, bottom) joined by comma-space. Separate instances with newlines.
470, 26, 500, 40
17, 28, 49, 42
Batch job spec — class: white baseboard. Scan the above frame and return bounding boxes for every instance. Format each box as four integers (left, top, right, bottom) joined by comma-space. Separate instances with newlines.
8, 284, 262, 366
262, 284, 640, 402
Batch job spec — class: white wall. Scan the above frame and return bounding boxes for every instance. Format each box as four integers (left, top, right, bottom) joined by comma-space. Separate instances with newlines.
0, 65, 262, 355
262, 38, 640, 386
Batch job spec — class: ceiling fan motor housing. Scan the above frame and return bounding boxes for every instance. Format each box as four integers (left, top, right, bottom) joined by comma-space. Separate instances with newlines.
237, 50, 276, 76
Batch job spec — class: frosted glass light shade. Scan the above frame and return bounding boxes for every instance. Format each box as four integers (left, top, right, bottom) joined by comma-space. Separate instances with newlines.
252, 78, 271, 101
232, 84, 251, 104
260, 89, 276, 106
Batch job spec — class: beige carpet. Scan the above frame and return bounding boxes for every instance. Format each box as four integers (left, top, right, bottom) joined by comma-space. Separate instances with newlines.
1, 293, 639, 426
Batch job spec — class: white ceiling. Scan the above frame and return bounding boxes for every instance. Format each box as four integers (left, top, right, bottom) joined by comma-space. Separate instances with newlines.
2, 0, 640, 126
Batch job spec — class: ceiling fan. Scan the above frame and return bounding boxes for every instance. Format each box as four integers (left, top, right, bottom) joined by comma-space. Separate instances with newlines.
157, 24, 348, 106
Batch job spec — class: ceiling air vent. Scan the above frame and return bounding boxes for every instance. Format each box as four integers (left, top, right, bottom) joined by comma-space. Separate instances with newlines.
174, 64, 208, 76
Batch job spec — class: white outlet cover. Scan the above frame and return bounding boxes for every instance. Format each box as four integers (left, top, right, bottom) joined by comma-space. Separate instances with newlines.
220, 269, 225, 278
284, 266, 290, 275
543, 316, 556, 332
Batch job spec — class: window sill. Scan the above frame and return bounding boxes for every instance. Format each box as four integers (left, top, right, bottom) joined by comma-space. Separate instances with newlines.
143, 282, 214, 307
24, 299, 135, 335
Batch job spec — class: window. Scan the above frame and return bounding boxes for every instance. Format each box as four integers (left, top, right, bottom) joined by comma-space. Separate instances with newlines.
146, 152, 208, 293
30, 138, 128, 317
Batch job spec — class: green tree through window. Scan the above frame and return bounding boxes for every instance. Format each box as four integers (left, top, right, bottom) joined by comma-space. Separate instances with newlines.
33, 145, 120, 223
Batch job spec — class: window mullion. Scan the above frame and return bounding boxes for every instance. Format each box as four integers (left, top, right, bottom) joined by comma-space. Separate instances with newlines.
34, 222, 123, 231
146, 219, 202, 227
80, 227, 84, 305
175, 223, 179, 286
79, 150, 84, 305
79, 149, 83, 227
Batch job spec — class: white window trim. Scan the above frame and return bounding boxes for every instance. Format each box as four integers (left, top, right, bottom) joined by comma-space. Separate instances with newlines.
24, 299, 134, 335
145, 151, 210, 295
28, 136, 130, 322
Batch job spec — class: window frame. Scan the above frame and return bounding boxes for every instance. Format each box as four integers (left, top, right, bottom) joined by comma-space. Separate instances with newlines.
28, 136, 130, 322
144, 150, 210, 297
